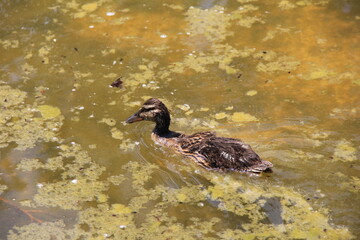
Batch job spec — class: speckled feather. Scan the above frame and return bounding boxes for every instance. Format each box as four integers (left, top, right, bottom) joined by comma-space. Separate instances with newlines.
176, 132, 272, 172
126, 98, 273, 173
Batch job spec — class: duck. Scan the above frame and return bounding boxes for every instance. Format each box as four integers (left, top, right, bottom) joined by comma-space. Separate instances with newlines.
126, 98, 273, 173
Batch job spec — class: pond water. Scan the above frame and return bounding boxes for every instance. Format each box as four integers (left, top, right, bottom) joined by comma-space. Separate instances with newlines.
0, 0, 359, 239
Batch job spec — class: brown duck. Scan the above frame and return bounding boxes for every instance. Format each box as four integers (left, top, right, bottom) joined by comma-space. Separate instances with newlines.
126, 98, 273, 173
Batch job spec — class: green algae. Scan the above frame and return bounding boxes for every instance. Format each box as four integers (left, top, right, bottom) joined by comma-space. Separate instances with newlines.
107, 175, 125, 186
37, 105, 61, 119
163, 3, 184, 11
299, 66, 338, 81
0, 185, 7, 195
109, 16, 131, 25
336, 173, 360, 193
174, 117, 219, 130
211, 111, 259, 125
21, 63, 36, 76
168, 44, 254, 75
256, 55, 300, 73
262, 27, 291, 41
77, 203, 221, 240
231, 4, 263, 28
57, 0, 109, 19
282, 149, 324, 162
1, 0, 359, 238
111, 203, 132, 214
113, 4, 263, 106
176, 104, 191, 112
344, 176, 360, 193
185, 5, 233, 43
0, 86, 63, 150
145, 45, 170, 56
122, 161, 158, 193
0, 39, 19, 49
0, 85, 27, 107
124, 60, 159, 90
16, 144, 108, 210
161, 185, 206, 204
277, 0, 330, 9
296, 0, 330, 6
231, 112, 258, 123
214, 112, 227, 120
278, 0, 297, 10
206, 175, 353, 239
353, 78, 360, 85
81, 2, 98, 12
7, 221, 83, 240
16, 158, 43, 171
118, 138, 137, 151
79, 203, 134, 238
34, 177, 107, 210
185, 4, 262, 43
10, 162, 354, 239
110, 127, 123, 140
332, 139, 357, 162
11, 154, 354, 239
43, 156, 65, 171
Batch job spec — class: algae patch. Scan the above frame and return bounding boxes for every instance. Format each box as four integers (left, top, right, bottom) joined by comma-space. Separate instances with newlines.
206, 175, 353, 239
0, 85, 63, 150
185, 5, 233, 43
256, 55, 300, 73
214, 112, 227, 120
336, 173, 360, 193
37, 105, 61, 119
16, 158, 43, 171
332, 139, 357, 162
231, 112, 258, 123
11, 157, 354, 239
7, 221, 83, 240
0, 185, 7, 195
185, 4, 262, 43
17, 144, 108, 210
161, 185, 206, 204
167, 44, 255, 75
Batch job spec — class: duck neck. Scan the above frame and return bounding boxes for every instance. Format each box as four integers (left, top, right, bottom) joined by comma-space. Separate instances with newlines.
153, 116, 171, 136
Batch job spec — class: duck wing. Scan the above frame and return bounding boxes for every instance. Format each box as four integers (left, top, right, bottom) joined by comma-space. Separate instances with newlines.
178, 132, 272, 173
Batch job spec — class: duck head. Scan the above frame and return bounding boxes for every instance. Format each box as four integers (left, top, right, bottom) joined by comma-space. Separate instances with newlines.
126, 98, 171, 133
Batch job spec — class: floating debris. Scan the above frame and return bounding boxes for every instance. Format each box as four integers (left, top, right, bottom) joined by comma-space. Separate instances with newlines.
246, 90, 258, 96
110, 78, 123, 88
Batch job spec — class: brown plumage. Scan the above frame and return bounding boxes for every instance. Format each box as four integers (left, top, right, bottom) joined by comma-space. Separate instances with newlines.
126, 98, 273, 173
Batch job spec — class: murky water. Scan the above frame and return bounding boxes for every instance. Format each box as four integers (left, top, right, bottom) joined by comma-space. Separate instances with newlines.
0, 0, 359, 239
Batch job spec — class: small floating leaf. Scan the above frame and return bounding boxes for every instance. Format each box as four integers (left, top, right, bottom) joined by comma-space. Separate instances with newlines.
81, 2, 98, 12
37, 105, 61, 119
214, 112, 227, 120
231, 112, 258, 123
246, 90, 258, 96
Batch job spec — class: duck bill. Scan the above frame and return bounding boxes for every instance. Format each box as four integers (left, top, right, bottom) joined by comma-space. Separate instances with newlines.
126, 113, 143, 124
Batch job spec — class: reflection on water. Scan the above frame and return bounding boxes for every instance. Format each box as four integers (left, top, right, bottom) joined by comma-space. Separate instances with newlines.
0, 0, 359, 239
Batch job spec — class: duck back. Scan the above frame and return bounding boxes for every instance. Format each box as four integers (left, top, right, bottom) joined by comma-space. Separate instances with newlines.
177, 132, 272, 173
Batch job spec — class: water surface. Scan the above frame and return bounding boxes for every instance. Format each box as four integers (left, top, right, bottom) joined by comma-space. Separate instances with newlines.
0, 0, 359, 239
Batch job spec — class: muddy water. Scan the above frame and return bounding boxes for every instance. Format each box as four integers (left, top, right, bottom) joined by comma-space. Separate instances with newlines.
0, 0, 359, 239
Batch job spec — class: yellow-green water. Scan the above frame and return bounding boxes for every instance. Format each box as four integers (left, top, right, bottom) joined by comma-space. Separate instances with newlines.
0, 0, 359, 239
